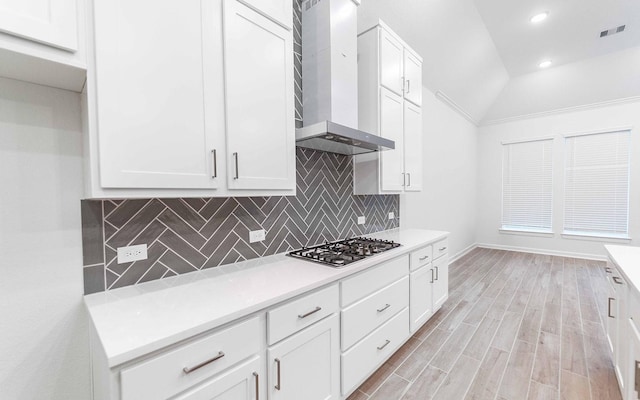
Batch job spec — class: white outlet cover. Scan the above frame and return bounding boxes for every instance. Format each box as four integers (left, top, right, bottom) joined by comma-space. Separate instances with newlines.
117, 244, 148, 264
357, 216, 366, 225
249, 229, 266, 243
388, 212, 395, 220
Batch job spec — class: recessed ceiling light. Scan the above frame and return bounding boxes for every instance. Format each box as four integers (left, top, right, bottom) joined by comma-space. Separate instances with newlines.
539, 60, 552, 68
530, 12, 549, 23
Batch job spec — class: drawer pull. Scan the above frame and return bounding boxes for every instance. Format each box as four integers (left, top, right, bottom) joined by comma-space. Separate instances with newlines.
377, 339, 391, 350
635, 361, 640, 398
435, 266, 439, 281
608, 297, 615, 318
253, 372, 259, 400
298, 306, 322, 319
274, 358, 281, 390
377, 304, 391, 313
605, 267, 612, 273
211, 149, 217, 178
419, 255, 429, 261
613, 276, 624, 285
439, 247, 447, 251
182, 351, 225, 374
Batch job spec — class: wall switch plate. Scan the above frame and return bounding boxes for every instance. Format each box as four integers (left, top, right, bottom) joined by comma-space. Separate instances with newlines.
117, 244, 148, 264
388, 212, 395, 220
357, 216, 366, 225
249, 229, 266, 243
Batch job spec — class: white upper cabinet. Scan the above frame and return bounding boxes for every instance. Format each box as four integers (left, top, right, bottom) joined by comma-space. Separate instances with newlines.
93, 0, 218, 190
379, 29, 403, 96
240, 0, 292, 29
0, 0, 86, 91
223, 0, 295, 191
403, 50, 422, 106
84, 0, 295, 197
403, 101, 422, 192
354, 21, 424, 195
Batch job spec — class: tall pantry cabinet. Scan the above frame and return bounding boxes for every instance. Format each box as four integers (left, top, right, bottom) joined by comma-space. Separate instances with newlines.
354, 21, 423, 195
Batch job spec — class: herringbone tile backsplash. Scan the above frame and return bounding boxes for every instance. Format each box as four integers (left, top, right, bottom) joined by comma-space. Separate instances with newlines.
82, 148, 399, 294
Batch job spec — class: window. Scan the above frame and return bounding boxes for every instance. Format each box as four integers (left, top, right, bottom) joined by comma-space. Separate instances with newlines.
564, 130, 631, 238
501, 139, 553, 233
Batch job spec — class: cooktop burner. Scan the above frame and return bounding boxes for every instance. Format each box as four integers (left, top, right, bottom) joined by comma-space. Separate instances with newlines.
288, 237, 401, 267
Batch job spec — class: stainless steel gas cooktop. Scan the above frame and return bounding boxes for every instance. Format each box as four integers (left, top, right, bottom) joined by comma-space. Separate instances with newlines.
288, 237, 401, 267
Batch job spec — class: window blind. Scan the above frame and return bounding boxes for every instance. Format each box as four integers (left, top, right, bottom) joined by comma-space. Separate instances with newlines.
502, 139, 553, 232
564, 130, 631, 238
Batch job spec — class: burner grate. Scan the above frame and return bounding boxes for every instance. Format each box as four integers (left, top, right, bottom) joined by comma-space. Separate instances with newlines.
288, 237, 401, 267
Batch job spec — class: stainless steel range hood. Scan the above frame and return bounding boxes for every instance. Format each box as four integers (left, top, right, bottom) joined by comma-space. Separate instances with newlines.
296, 0, 395, 156
296, 121, 394, 155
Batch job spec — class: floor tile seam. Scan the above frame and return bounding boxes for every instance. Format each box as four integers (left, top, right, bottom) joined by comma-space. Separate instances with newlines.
573, 262, 599, 400
557, 257, 568, 400
366, 372, 410, 400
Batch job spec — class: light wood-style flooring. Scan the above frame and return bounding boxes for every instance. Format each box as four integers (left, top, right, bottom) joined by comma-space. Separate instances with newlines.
348, 247, 623, 400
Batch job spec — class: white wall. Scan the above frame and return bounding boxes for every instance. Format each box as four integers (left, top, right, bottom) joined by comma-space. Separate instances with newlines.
0, 77, 90, 399
401, 87, 478, 260
477, 100, 640, 259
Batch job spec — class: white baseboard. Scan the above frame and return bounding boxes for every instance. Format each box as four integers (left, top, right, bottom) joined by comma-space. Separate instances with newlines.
476, 242, 607, 261
449, 242, 478, 263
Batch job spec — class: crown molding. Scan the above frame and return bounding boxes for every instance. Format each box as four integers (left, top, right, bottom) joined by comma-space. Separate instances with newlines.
434, 91, 479, 127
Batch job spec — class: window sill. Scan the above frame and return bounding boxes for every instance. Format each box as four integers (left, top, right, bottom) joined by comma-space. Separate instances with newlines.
561, 232, 632, 242
499, 228, 554, 238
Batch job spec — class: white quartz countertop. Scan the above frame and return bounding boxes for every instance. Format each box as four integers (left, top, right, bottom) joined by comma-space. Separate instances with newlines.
605, 245, 640, 294
84, 228, 448, 367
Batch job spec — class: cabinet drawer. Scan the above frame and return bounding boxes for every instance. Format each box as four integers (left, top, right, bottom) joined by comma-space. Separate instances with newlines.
341, 308, 410, 395
341, 276, 409, 350
410, 245, 432, 272
267, 284, 339, 345
341, 255, 409, 307
433, 238, 448, 259
120, 316, 262, 400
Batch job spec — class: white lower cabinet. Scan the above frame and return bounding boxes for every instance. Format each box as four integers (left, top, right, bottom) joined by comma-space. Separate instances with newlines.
628, 318, 640, 400
174, 355, 263, 400
409, 242, 448, 332
432, 254, 449, 310
409, 264, 434, 332
267, 314, 340, 400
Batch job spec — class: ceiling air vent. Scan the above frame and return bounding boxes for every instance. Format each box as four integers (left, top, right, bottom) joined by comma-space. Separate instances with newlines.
600, 25, 626, 38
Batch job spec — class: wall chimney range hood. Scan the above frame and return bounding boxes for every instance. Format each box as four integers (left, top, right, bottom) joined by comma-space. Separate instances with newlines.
296, 0, 395, 156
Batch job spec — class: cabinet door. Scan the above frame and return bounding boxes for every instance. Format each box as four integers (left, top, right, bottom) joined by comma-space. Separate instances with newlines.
432, 256, 449, 310
240, 0, 292, 29
379, 87, 404, 192
268, 315, 340, 400
409, 266, 434, 332
630, 319, 640, 400
0, 0, 77, 51
606, 283, 617, 357
403, 50, 422, 106
224, 0, 295, 191
94, 0, 220, 189
379, 29, 403, 96
174, 355, 263, 400
403, 101, 422, 192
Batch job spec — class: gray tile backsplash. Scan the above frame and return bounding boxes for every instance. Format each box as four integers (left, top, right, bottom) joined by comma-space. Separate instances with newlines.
81, 148, 400, 293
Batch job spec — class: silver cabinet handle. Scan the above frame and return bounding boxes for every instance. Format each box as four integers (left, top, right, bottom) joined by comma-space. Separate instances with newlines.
377, 304, 391, 313
211, 149, 217, 178
377, 339, 391, 350
407, 79, 411, 93
274, 358, 281, 390
435, 266, 439, 281
183, 351, 225, 374
605, 267, 612, 273
439, 247, 447, 251
407, 173, 411, 187
233, 152, 239, 179
430, 268, 434, 284
419, 255, 429, 261
613, 276, 624, 285
298, 306, 322, 319
635, 360, 640, 397
608, 297, 615, 318
253, 372, 259, 400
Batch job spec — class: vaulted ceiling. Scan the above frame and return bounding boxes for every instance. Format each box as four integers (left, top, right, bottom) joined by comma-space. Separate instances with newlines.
357, 0, 640, 124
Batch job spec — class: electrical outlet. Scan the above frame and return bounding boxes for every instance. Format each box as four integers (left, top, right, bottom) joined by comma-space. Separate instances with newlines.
388, 212, 395, 220
357, 216, 366, 225
117, 244, 148, 264
249, 229, 266, 243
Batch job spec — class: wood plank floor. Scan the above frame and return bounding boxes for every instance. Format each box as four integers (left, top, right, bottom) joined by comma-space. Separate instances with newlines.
347, 248, 622, 400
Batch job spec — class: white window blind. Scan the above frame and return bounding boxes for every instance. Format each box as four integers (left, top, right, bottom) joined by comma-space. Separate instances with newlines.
564, 130, 631, 238
502, 139, 553, 232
